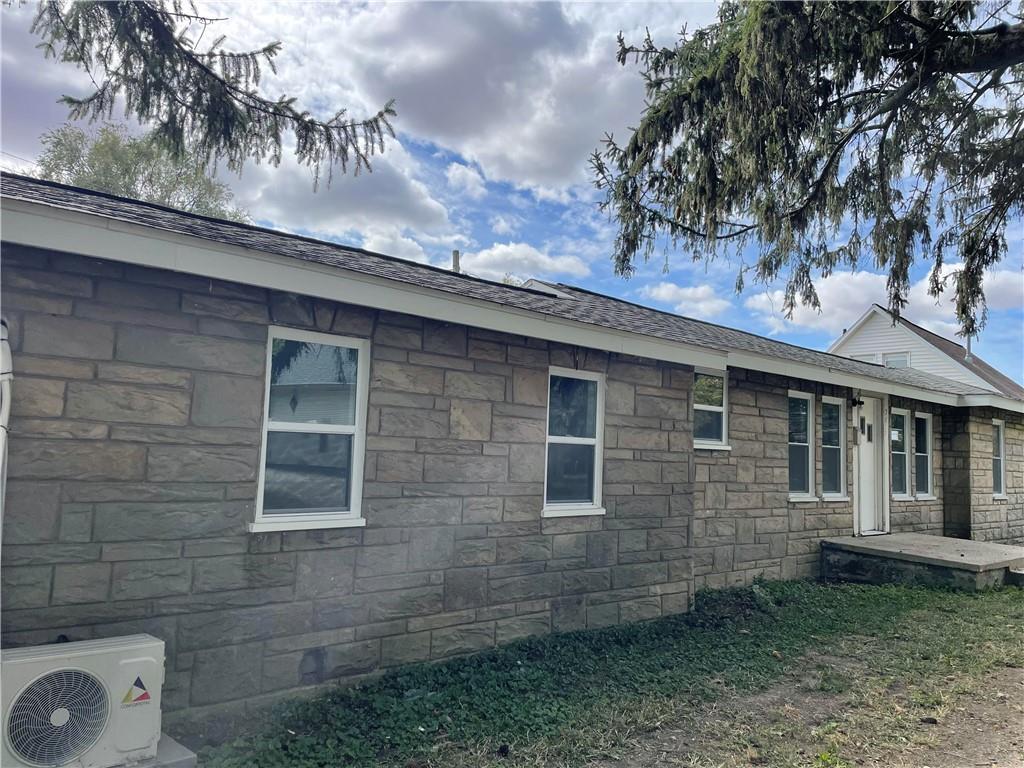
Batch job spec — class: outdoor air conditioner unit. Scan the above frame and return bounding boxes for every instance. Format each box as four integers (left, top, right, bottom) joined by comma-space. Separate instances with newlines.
2, 634, 164, 768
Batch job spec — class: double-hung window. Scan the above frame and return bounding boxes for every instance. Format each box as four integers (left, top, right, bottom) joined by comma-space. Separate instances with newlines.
251, 327, 370, 532
890, 408, 910, 497
788, 392, 814, 498
821, 397, 845, 498
543, 368, 604, 517
993, 419, 1006, 497
693, 371, 728, 448
914, 414, 933, 497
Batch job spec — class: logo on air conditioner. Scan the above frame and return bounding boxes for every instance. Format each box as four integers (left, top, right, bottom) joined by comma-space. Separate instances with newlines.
121, 676, 151, 706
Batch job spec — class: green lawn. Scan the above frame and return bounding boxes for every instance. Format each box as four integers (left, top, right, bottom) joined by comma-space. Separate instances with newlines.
202, 581, 1024, 768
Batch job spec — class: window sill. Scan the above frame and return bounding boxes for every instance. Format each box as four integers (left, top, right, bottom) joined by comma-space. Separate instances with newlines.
915, 494, 937, 501
788, 494, 819, 504
993, 494, 1008, 501
891, 494, 914, 502
248, 516, 367, 533
693, 442, 732, 452
541, 505, 606, 518
821, 495, 850, 502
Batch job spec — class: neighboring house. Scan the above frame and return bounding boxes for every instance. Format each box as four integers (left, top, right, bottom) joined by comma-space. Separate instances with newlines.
829, 303, 1024, 399
0, 173, 1021, 730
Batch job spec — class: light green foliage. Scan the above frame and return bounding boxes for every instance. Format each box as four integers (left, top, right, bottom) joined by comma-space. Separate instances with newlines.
30, 1, 395, 182
592, 1, 1024, 337
35, 123, 248, 221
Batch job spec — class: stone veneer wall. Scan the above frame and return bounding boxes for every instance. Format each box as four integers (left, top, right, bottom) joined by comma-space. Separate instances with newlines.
960, 409, 1024, 543
0, 245, 694, 728
888, 397, 945, 536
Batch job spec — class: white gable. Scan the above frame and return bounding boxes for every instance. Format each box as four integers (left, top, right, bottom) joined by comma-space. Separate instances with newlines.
830, 309, 997, 392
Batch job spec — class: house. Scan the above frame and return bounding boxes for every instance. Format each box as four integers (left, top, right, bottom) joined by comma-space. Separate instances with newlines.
829, 303, 1024, 399
1, 173, 1021, 732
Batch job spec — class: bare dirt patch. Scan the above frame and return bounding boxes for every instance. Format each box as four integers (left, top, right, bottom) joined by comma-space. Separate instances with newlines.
589, 657, 1023, 768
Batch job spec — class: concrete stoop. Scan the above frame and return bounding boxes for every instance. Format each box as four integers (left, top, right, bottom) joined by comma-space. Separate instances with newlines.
820, 533, 1024, 591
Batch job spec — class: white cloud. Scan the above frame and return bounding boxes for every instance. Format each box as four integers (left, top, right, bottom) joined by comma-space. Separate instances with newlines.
361, 229, 428, 263
445, 162, 486, 199
232, 140, 451, 245
743, 265, 1024, 341
461, 241, 590, 281
640, 282, 733, 319
489, 213, 522, 236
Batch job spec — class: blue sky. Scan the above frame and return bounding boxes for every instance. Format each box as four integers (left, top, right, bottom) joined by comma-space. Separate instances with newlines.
2, 2, 1022, 382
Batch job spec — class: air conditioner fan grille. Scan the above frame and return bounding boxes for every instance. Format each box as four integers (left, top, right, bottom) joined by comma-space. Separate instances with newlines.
7, 668, 109, 767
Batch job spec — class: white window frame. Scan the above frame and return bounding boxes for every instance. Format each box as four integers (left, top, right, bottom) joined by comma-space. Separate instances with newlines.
913, 413, 935, 500
821, 396, 847, 500
542, 366, 605, 518
788, 391, 816, 501
890, 407, 912, 499
250, 326, 370, 533
883, 352, 910, 369
993, 419, 1006, 499
693, 367, 730, 450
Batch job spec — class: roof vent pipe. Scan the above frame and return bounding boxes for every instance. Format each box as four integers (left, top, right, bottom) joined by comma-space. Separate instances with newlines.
452, 249, 460, 274
965, 335, 973, 362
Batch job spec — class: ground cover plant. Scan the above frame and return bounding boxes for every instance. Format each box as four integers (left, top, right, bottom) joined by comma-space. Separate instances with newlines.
202, 580, 1024, 768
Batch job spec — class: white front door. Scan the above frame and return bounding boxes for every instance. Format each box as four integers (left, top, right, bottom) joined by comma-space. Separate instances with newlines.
855, 396, 887, 534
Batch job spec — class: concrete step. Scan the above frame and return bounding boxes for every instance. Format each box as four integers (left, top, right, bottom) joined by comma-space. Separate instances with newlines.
1008, 567, 1024, 587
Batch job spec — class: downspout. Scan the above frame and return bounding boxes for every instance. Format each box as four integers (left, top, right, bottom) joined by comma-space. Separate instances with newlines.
0, 320, 11, 618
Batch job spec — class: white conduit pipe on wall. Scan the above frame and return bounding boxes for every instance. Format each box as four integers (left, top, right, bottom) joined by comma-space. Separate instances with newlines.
0, 320, 11, 625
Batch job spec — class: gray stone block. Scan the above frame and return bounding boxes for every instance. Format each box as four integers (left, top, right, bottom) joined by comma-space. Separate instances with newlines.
295, 549, 356, 599
453, 538, 496, 566
11, 377, 65, 417
372, 361, 443, 394
147, 446, 258, 482
190, 644, 263, 705
97, 363, 192, 389
65, 382, 190, 425
445, 567, 488, 610
424, 454, 507, 483
269, 293, 315, 326
118, 327, 264, 375
323, 639, 380, 679
191, 374, 264, 428
93, 501, 249, 541
491, 415, 545, 443
180, 603, 312, 650
552, 595, 586, 631
375, 452, 424, 482
378, 407, 449, 438
431, 623, 495, 658
183, 293, 268, 324
356, 543, 408, 578
23, 315, 114, 359
2, 482, 61, 543
489, 572, 561, 603
369, 586, 444, 621
193, 554, 296, 592
9, 440, 146, 481
112, 560, 192, 599
497, 536, 551, 564
1, 566, 52, 609
444, 371, 506, 401
52, 562, 111, 604
381, 632, 431, 666
449, 399, 492, 440
408, 528, 454, 571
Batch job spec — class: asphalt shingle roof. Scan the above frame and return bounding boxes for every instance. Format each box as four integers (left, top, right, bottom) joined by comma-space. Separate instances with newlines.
1, 173, 1015, 402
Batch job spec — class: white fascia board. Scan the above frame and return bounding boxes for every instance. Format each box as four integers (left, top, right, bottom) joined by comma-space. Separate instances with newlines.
1, 200, 727, 370
960, 394, 1024, 414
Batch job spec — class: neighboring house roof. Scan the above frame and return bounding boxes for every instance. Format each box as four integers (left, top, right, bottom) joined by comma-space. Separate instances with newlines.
1, 173, 1020, 411
830, 303, 1024, 400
